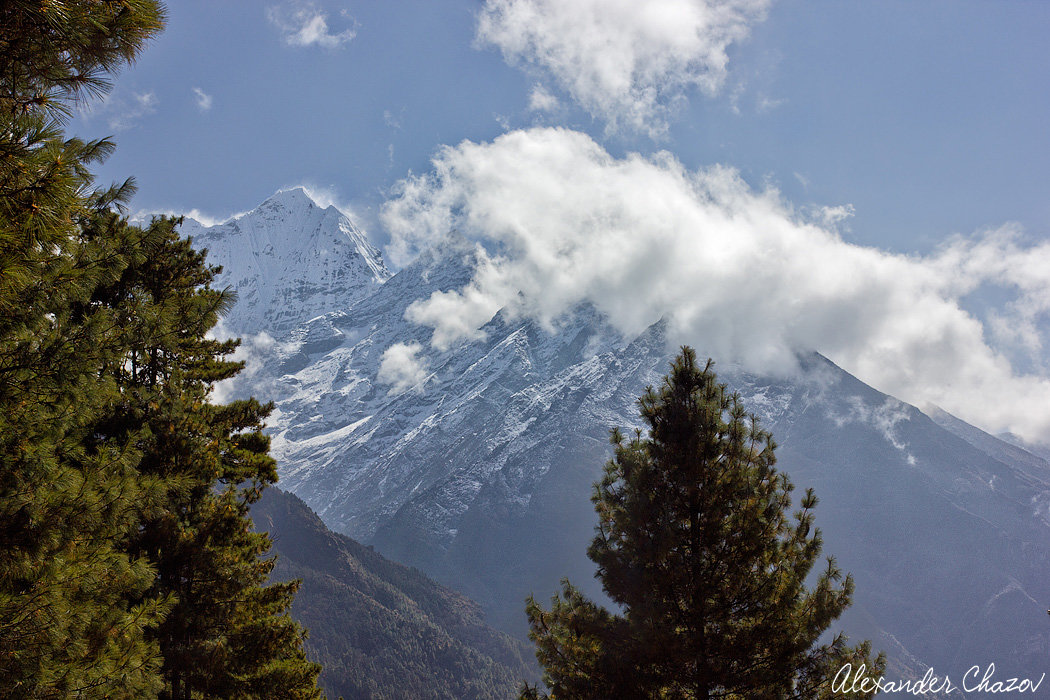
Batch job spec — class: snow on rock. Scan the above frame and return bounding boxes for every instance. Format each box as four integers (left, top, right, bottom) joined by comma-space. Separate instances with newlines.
183, 187, 389, 339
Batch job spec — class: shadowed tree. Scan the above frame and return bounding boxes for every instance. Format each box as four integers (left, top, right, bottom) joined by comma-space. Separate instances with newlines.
86, 215, 323, 699
523, 347, 883, 699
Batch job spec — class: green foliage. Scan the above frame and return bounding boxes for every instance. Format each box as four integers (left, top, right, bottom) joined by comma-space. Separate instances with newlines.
87, 217, 323, 698
0, 4, 168, 695
523, 347, 884, 699
0, 0, 165, 118
0, 3, 323, 697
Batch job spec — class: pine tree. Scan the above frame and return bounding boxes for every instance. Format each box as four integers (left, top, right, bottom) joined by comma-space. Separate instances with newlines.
0, 0, 166, 119
0, 203, 170, 696
523, 347, 884, 699
0, 3, 168, 695
2, 4, 322, 696
86, 216, 323, 699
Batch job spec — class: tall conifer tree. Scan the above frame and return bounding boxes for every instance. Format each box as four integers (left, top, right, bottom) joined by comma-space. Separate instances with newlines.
1, 4, 323, 696
523, 348, 883, 699
86, 216, 323, 698
0, 3, 168, 696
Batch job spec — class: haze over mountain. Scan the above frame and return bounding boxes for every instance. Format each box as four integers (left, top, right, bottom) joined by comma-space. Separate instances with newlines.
188, 189, 1050, 691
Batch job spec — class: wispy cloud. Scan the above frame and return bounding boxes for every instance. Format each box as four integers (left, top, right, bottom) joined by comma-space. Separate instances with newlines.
527, 84, 559, 113
192, 87, 213, 112
756, 93, 785, 113
383, 108, 403, 130
830, 397, 917, 465
382, 127, 1050, 441
286, 183, 358, 218
80, 90, 158, 131
138, 185, 360, 232
132, 207, 235, 228
267, 3, 356, 49
476, 0, 770, 138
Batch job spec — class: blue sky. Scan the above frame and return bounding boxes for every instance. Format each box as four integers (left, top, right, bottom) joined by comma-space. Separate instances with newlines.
71, 0, 1049, 254
69, 0, 1050, 440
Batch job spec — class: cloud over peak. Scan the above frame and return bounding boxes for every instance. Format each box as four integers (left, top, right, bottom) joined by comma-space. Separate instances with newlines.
377, 342, 430, 395
382, 127, 1050, 441
476, 0, 769, 137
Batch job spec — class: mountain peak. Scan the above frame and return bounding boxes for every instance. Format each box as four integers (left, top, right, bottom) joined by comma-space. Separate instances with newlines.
186, 189, 389, 338
264, 186, 318, 211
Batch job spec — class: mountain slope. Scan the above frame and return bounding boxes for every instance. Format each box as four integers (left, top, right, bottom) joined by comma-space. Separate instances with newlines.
204, 190, 1050, 690
251, 487, 537, 700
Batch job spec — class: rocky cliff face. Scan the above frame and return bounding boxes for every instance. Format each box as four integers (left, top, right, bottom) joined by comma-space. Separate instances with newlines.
199, 190, 1050, 690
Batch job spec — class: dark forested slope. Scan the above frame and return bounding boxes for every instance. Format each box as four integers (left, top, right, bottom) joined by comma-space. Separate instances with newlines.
251, 488, 537, 699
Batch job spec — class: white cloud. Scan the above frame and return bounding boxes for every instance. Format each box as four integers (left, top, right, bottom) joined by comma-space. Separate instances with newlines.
208, 325, 281, 404
134, 184, 363, 234
267, 3, 356, 49
192, 87, 212, 112
377, 342, 430, 395
528, 84, 559, 112
727, 81, 745, 115
829, 397, 916, 464
381, 127, 1050, 441
179, 209, 228, 227
132, 206, 244, 228
476, 0, 769, 137
131, 92, 158, 117
756, 93, 785, 113
817, 204, 854, 228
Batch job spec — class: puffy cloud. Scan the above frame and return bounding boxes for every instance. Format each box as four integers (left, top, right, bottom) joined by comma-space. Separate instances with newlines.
192, 87, 212, 112
382, 127, 1050, 441
267, 3, 356, 49
476, 0, 769, 137
377, 342, 430, 395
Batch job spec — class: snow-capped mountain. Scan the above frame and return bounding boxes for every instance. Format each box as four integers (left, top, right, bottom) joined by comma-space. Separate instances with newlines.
197, 190, 1050, 690
179, 187, 389, 339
